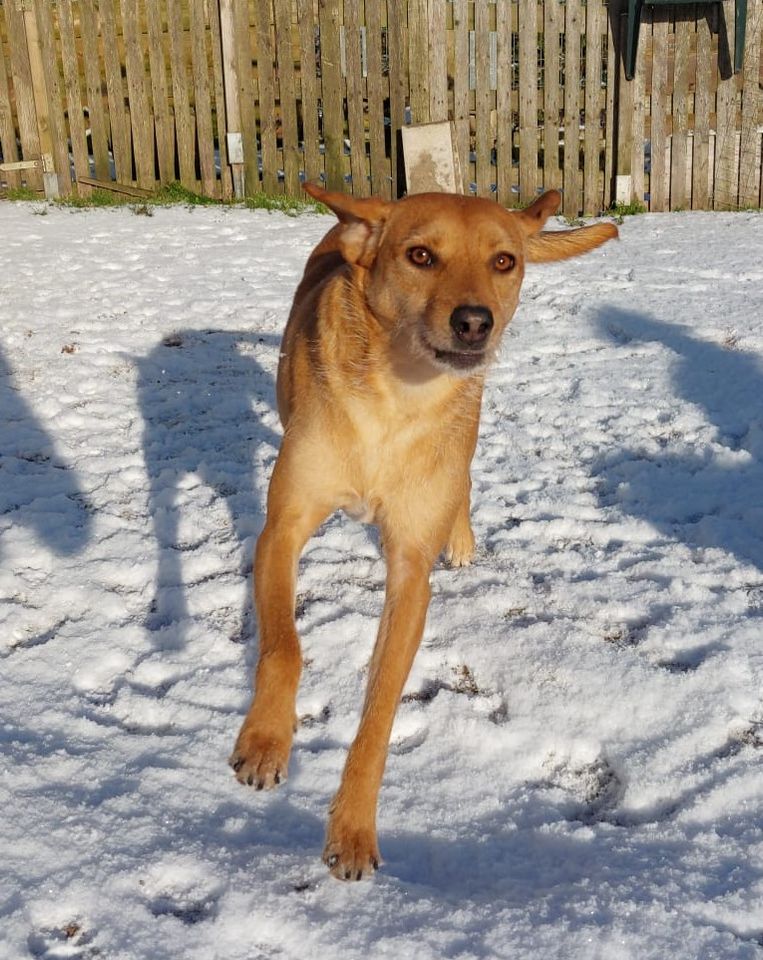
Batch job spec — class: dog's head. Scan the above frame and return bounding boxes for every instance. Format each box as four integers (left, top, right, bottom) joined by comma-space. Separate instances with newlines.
305, 184, 618, 377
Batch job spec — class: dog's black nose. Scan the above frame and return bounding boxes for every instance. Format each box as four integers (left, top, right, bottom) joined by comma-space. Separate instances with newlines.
449, 306, 494, 347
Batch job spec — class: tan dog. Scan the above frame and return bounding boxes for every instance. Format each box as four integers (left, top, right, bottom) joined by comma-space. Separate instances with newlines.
230, 184, 618, 880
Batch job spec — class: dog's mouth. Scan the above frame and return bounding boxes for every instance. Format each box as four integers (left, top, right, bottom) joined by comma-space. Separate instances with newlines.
419, 336, 491, 373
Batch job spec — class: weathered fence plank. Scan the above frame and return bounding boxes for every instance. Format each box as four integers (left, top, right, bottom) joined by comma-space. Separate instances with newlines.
274, 0, 301, 197
147, 0, 177, 186
79, 0, 111, 183
343, 0, 368, 196
296, 0, 321, 187
4, 0, 43, 191
714, 0, 738, 209
318, 0, 345, 191
30, 0, 69, 195
496, 0, 513, 205
519, 0, 538, 204
544, 0, 562, 194
583, 0, 604, 214
563, 0, 582, 217
649, 7, 669, 211
99, 0, 133, 186
366, 0, 391, 198
0, 8, 22, 190
474, 0, 492, 198
452, 0, 470, 194
692, 5, 713, 209
738, 0, 763, 207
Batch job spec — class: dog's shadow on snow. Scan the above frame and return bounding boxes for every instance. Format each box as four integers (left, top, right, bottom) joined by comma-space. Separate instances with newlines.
137, 330, 281, 647
0, 346, 92, 558
591, 306, 763, 574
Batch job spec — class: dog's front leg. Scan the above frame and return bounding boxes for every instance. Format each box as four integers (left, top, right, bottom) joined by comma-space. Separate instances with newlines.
230, 453, 331, 789
323, 541, 433, 880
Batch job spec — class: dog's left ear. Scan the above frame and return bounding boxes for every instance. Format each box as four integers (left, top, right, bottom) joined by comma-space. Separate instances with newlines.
516, 189, 618, 263
304, 183, 391, 269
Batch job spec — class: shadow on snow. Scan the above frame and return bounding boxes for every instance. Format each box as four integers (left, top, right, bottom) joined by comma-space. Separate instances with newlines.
137, 329, 281, 647
591, 306, 763, 574
0, 346, 92, 558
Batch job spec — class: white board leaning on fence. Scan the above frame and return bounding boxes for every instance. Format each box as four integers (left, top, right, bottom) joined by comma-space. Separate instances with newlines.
401, 121, 464, 194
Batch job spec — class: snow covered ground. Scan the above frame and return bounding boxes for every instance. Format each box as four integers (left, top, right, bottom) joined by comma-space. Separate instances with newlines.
1, 199, 762, 960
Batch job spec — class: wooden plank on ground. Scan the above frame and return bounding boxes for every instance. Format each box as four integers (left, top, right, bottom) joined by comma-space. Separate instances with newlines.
77, 175, 153, 197
737, 0, 762, 207
496, 0, 512, 204
583, 0, 603, 213
190, 0, 217, 197
274, 0, 301, 197
452, 0, 470, 194
343, 0, 368, 195
387, 0, 409, 197
365, 0, 391, 198
99, 0, 133, 185
519, 0, 538, 204
79, 0, 111, 182
714, 0, 737, 208
544, 0, 562, 193
670, 10, 691, 209
474, 0, 491, 197
692, 4, 712, 208
563, 0, 582, 217
0, 6, 22, 190
318, 0, 345, 191
4, 0, 43, 190
146, 0, 176, 185
122, 0, 156, 189
296, 0, 321, 187
167, 0, 197, 190
649, 6, 668, 211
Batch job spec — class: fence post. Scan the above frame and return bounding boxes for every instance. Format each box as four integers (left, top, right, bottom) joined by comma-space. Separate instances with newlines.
219, 0, 245, 198
21, 1, 58, 198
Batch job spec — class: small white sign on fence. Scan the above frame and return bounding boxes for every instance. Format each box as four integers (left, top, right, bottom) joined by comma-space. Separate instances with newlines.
401, 121, 463, 195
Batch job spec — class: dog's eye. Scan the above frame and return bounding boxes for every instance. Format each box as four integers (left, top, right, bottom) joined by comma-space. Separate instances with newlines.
494, 252, 516, 272
407, 246, 435, 268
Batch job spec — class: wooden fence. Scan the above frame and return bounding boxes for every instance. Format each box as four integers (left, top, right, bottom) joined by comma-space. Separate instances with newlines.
0, 0, 761, 213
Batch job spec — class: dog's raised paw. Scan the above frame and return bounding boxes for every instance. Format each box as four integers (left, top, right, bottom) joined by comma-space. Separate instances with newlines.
228, 729, 291, 790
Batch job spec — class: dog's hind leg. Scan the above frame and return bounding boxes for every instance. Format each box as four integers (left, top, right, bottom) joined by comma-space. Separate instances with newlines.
230, 451, 333, 790
444, 477, 475, 567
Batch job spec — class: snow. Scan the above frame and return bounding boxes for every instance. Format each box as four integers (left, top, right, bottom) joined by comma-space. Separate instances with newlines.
1, 199, 762, 959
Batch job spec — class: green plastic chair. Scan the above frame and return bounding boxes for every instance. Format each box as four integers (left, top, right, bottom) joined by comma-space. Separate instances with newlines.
625, 0, 747, 80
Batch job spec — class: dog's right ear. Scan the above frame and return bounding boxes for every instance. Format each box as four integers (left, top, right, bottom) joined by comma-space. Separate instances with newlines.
304, 183, 391, 269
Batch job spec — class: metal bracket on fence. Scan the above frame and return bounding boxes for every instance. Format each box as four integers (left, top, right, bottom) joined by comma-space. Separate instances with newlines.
0, 159, 40, 172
